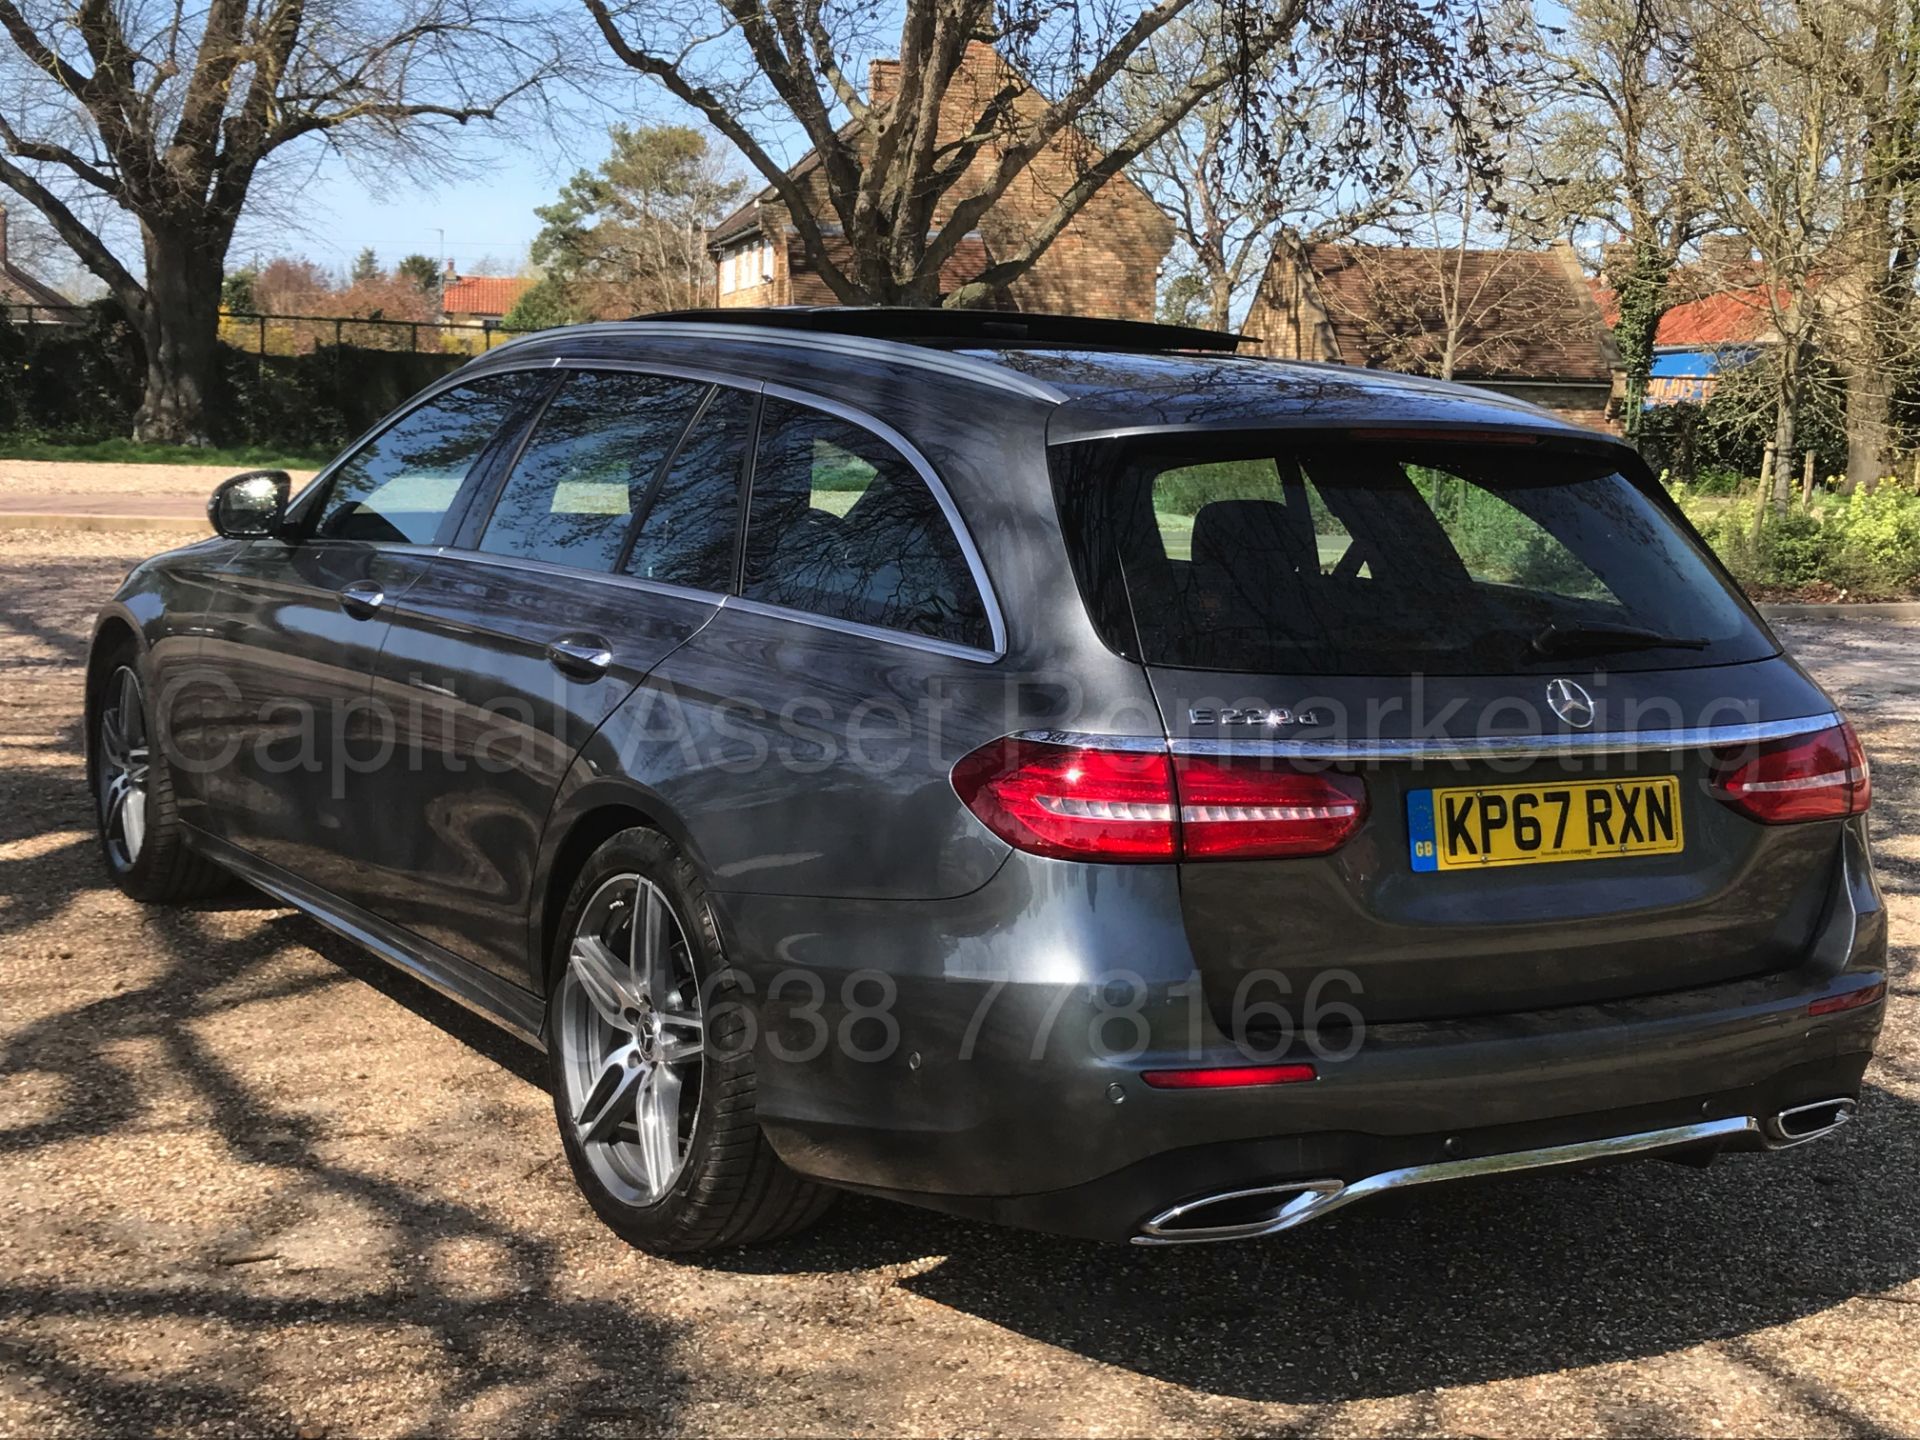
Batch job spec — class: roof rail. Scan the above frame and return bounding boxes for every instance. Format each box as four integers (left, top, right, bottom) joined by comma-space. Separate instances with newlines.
630, 306, 1247, 354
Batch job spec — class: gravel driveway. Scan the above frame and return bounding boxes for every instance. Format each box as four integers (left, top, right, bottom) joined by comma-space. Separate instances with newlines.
1, 529, 1914, 1438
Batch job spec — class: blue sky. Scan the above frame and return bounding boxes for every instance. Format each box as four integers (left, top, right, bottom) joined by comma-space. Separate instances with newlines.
242, 127, 620, 280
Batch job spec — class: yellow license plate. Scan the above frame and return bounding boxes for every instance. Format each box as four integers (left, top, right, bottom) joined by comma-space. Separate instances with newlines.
1407, 777, 1683, 872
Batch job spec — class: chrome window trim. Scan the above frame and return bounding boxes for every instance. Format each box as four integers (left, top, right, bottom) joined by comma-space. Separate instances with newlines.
485, 322, 1068, 403
536, 356, 760, 391
428, 546, 729, 606
1009, 713, 1841, 760
748, 380, 1008, 658
719, 594, 1001, 665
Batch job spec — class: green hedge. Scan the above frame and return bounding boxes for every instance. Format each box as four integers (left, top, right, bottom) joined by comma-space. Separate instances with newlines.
0, 304, 465, 451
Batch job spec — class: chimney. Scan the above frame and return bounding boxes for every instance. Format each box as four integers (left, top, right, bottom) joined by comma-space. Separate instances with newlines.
1699, 234, 1753, 286
869, 58, 900, 111
444, 257, 457, 280
1600, 241, 1634, 286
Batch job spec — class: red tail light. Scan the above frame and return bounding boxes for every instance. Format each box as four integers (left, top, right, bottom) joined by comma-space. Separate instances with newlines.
1711, 721, 1871, 824
950, 740, 1177, 860
952, 739, 1368, 862
1174, 754, 1368, 859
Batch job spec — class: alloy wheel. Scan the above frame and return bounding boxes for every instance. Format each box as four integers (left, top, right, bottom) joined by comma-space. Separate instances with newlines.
557, 874, 706, 1205
97, 665, 150, 870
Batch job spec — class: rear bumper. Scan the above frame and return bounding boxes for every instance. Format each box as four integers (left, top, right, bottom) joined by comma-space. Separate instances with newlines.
747, 950, 1886, 1241
886, 1052, 1873, 1242
716, 836, 1887, 1243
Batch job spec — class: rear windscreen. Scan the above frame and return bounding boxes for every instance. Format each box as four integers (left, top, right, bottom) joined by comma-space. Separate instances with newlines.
1050, 435, 1775, 676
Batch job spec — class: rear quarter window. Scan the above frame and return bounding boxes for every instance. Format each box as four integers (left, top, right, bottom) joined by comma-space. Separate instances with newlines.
742, 397, 993, 651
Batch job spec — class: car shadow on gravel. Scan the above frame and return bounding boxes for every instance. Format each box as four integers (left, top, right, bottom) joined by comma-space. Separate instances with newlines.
713, 1075, 1915, 1409
0, 803, 687, 1433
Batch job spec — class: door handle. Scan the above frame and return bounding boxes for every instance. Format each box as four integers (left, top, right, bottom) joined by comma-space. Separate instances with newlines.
547, 636, 613, 679
339, 581, 385, 618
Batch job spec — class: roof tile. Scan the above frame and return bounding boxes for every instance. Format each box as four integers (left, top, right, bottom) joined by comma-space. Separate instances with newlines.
442, 275, 530, 317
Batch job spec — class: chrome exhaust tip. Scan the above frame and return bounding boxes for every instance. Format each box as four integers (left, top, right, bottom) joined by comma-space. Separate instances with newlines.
1135, 1179, 1347, 1245
1763, 1097, 1856, 1149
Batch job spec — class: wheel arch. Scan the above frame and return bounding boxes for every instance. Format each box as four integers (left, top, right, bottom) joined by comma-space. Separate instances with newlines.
529, 777, 713, 997
84, 611, 142, 735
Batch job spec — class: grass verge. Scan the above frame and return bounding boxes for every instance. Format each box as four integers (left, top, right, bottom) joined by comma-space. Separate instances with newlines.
0, 436, 328, 470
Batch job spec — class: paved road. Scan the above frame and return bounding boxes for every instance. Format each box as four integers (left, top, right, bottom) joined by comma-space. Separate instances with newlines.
0, 460, 319, 533
0, 529, 1914, 1438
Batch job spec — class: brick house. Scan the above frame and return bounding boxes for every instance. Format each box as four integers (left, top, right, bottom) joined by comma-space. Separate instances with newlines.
1243, 241, 1623, 431
0, 207, 76, 321
708, 44, 1173, 319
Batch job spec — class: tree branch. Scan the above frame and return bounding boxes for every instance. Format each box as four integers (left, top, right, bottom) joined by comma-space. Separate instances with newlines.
584, 0, 860, 301
0, 153, 144, 300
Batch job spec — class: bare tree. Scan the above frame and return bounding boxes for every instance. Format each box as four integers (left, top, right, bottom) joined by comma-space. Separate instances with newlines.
1309, 236, 1594, 381
1304, 2, 1586, 382
1822, 0, 1920, 491
1124, 3, 1413, 330
1541, 0, 1705, 440
581, 0, 1482, 309
1681, 0, 1855, 507
0, 0, 554, 442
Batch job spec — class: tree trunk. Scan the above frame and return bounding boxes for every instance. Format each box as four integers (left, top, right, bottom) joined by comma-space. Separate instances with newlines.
1844, 346, 1895, 494
1207, 265, 1234, 332
1611, 238, 1672, 447
1771, 345, 1802, 511
130, 227, 226, 446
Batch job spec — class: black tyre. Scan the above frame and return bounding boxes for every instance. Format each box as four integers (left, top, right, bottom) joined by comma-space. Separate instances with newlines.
87, 639, 227, 903
546, 827, 835, 1253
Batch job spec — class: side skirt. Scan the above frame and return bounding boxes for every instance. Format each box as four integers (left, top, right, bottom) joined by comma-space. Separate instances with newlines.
186, 826, 548, 1050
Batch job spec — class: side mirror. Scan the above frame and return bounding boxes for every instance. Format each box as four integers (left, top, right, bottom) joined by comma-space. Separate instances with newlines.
208, 470, 290, 539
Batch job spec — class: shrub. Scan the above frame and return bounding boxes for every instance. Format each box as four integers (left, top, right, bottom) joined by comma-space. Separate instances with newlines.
1761, 503, 1827, 586
1690, 465, 1747, 496
1672, 483, 1920, 593
0, 301, 465, 453
1822, 485, 1920, 591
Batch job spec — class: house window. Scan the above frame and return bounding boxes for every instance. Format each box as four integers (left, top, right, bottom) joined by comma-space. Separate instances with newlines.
719, 252, 736, 295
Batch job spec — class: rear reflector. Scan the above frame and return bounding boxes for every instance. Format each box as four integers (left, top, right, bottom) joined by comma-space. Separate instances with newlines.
1142, 1063, 1318, 1089
1710, 721, 1871, 824
952, 738, 1368, 862
1808, 981, 1886, 1017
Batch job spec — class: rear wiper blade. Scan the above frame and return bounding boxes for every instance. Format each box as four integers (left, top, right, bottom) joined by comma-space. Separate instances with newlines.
1531, 622, 1710, 657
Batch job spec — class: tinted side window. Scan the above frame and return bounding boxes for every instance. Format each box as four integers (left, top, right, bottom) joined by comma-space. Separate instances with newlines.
742, 399, 990, 649
479, 371, 707, 571
623, 386, 754, 591
312, 372, 544, 544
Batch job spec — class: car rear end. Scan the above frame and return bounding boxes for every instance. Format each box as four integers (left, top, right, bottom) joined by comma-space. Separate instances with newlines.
937, 404, 1887, 1243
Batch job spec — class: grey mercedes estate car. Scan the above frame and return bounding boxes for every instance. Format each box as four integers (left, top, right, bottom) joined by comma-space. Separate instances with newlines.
89, 308, 1887, 1252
